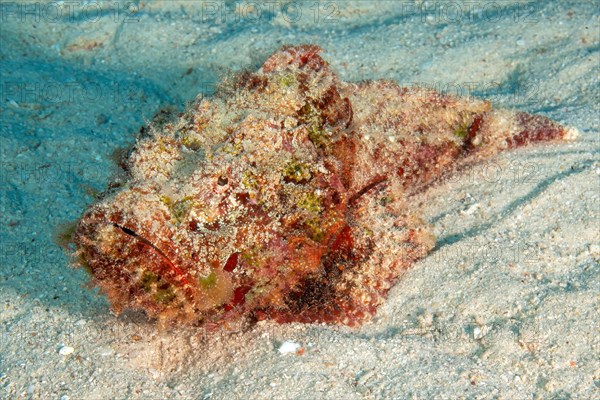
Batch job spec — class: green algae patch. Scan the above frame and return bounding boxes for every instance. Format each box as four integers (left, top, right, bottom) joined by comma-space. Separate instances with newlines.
199, 271, 217, 289
161, 195, 197, 224
140, 271, 159, 292
299, 192, 322, 213
154, 286, 176, 304
283, 160, 312, 184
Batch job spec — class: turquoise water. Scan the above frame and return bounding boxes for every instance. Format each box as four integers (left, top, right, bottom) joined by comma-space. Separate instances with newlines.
1, 1, 598, 399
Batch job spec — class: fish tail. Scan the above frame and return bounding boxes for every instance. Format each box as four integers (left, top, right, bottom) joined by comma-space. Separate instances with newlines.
463, 109, 579, 155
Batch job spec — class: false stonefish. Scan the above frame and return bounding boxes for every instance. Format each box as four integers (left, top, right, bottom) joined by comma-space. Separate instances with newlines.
72, 45, 577, 327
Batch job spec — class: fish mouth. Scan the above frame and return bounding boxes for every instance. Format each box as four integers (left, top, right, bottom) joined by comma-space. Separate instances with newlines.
107, 221, 192, 287
73, 206, 199, 319
73, 204, 236, 322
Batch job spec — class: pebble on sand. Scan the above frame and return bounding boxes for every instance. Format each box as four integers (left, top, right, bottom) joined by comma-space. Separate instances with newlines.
278, 341, 301, 355
58, 346, 74, 356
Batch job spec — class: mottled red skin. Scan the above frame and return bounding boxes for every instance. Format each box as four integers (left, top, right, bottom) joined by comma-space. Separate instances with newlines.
509, 112, 568, 147
72, 45, 575, 327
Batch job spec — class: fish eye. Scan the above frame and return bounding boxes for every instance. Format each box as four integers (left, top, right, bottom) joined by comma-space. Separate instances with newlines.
217, 175, 228, 186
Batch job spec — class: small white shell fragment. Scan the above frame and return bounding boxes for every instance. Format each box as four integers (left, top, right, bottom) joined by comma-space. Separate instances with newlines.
278, 340, 300, 355
59, 345, 74, 356
463, 203, 480, 216
98, 347, 114, 357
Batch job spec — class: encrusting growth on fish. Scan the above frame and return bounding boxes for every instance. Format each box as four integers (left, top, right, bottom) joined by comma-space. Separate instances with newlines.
71, 45, 578, 327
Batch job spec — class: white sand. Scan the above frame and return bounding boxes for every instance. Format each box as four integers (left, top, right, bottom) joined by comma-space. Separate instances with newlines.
1, 1, 598, 399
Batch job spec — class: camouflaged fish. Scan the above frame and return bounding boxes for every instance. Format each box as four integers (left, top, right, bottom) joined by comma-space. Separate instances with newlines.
72, 45, 578, 326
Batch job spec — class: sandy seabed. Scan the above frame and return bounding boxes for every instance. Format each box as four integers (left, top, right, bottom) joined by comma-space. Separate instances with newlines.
1, 1, 598, 399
